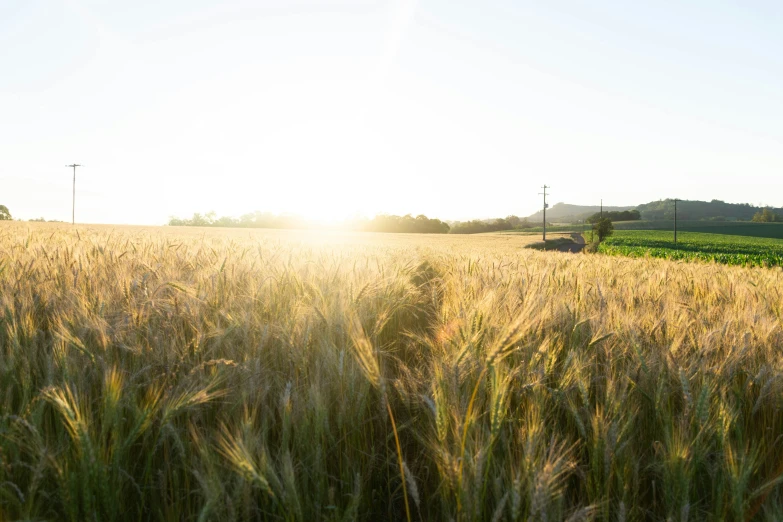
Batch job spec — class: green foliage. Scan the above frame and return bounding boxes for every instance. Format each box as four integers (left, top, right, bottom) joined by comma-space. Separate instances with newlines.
586, 209, 640, 223
592, 218, 614, 241
752, 208, 783, 223
0, 205, 11, 220
599, 230, 783, 267
582, 240, 601, 253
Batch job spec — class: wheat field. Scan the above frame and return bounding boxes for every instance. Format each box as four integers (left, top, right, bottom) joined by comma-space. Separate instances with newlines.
1, 222, 782, 521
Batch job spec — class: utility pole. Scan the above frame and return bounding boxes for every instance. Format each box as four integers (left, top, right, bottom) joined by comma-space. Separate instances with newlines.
674, 198, 678, 244
600, 199, 603, 220
65, 164, 82, 225
539, 185, 550, 241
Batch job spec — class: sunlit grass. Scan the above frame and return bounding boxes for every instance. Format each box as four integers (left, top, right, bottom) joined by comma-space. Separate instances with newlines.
1, 222, 782, 520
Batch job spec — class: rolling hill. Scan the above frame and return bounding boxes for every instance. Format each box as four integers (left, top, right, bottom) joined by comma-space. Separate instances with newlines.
526, 199, 783, 223
526, 202, 634, 223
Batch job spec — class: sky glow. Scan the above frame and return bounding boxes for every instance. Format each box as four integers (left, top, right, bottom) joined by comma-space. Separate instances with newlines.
1, 0, 782, 224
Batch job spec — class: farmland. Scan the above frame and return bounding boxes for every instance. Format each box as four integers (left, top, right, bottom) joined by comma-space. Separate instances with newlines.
505, 221, 783, 240
611, 221, 783, 239
2, 223, 783, 521
599, 230, 783, 268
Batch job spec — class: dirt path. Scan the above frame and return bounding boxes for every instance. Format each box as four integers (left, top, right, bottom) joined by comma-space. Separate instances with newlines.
556, 233, 586, 253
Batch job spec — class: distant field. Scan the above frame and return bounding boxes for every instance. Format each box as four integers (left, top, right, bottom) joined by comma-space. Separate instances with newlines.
504, 220, 783, 239
599, 230, 783, 267
499, 224, 589, 235
611, 220, 783, 239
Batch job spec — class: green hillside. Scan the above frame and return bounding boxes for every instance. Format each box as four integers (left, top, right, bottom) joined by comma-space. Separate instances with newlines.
636, 199, 783, 221
526, 199, 783, 225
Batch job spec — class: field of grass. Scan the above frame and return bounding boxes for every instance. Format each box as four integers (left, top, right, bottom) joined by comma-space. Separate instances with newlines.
610, 221, 783, 239
599, 230, 783, 268
2, 222, 783, 520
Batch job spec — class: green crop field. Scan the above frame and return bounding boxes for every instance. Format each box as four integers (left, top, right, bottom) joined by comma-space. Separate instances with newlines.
599, 230, 783, 267
611, 220, 783, 239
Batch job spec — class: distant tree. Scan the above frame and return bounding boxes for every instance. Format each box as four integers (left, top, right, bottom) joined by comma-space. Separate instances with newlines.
0, 205, 11, 220
592, 218, 614, 241
169, 211, 314, 229
752, 208, 783, 223
449, 218, 513, 234
166, 211, 451, 233
516, 217, 535, 229
214, 215, 239, 227
365, 214, 449, 234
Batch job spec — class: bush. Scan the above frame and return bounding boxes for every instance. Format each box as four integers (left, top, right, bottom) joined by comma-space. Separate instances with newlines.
583, 240, 601, 253
592, 218, 614, 241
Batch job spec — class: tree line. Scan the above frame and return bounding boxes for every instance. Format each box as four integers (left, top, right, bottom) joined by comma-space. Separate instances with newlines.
449, 216, 535, 234
635, 199, 783, 221
166, 211, 564, 235
361, 214, 450, 233
585, 210, 640, 223
167, 212, 451, 234
168, 211, 310, 229
583, 205, 783, 230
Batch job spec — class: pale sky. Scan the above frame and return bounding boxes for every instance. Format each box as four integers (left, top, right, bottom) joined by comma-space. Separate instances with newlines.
2, 0, 782, 224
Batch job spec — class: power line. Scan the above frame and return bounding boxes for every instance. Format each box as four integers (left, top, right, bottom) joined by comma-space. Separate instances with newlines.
538, 185, 550, 242
65, 164, 82, 225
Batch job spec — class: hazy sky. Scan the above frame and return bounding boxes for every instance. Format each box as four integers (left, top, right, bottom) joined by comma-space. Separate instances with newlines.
2, 0, 782, 224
